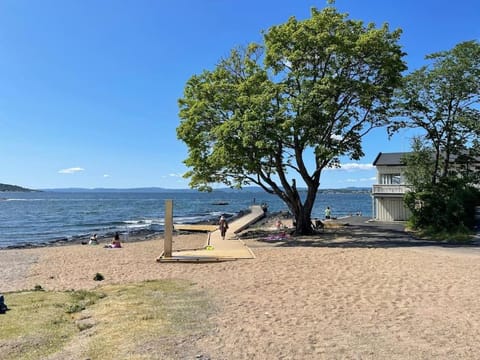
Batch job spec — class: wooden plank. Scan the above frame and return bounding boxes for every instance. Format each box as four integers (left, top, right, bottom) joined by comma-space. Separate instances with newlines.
164, 200, 173, 257
174, 224, 218, 232
157, 255, 237, 263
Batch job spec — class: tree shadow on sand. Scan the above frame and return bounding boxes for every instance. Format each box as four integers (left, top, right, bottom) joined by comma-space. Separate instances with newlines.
244, 217, 480, 250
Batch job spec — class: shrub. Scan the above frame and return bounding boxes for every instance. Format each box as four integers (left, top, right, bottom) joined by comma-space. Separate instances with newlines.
93, 273, 105, 281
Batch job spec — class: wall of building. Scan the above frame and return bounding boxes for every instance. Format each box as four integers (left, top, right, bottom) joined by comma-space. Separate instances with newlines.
374, 197, 411, 221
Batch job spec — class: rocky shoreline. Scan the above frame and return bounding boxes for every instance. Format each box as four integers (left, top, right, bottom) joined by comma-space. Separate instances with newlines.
1, 208, 256, 250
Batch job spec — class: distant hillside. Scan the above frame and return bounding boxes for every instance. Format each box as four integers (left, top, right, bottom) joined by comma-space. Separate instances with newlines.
42, 186, 371, 193
44, 187, 182, 193
0, 183, 37, 192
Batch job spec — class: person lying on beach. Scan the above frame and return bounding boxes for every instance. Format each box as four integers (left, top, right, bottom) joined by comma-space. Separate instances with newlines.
105, 232, 122, 248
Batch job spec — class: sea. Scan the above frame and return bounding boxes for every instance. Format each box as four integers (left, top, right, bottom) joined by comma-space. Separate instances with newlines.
0, 189, 372, 248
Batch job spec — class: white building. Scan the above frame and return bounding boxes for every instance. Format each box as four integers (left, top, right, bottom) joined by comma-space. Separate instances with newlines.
372, 151, 480, 222
371, 152, 411, 221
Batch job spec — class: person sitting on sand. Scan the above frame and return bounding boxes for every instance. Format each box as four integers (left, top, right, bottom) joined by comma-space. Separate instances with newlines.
88, 233, 98, 245
219, 216, 229, 240
276, 219, 284, 230
105, 232, 122, 248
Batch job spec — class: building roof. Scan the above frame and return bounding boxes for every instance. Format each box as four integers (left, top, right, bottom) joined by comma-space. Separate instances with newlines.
372, 152, 409, 166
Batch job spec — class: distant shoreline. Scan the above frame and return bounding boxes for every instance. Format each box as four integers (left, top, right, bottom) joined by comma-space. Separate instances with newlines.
6, 186, 372, 193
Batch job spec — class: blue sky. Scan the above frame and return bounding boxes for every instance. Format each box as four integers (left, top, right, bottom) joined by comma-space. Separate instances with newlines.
0, 0, 478, 189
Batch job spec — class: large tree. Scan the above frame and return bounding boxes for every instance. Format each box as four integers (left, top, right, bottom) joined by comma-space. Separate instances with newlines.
390, 40, 480, 184
391, 41, 480, 235
177, 6, 406, 234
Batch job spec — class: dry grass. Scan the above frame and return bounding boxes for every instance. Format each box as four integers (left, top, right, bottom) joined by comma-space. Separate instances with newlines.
0, 280, 214, 360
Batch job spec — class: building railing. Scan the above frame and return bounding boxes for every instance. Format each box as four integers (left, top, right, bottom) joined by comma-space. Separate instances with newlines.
372, 184, 409, 195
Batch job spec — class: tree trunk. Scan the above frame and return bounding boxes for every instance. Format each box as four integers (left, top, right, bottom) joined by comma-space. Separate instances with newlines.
432, 144, 441, 185
293, 207, 314, 235
284, 187, 316, 236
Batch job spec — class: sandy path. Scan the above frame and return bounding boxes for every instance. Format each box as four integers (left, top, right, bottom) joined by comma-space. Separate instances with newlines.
2, 230, 480, 359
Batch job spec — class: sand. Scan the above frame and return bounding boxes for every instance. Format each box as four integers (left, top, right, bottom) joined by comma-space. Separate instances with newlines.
2, 223, 480, 359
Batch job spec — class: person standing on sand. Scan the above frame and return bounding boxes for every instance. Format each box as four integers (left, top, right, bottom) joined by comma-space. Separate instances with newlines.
219, 215, 229, 240
324, 206, 331, 220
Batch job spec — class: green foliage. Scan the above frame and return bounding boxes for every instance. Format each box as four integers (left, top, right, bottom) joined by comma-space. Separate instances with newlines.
397, 41, 480, 237
177, 6, 406, 234
391, 40, 480, 181
65, 303, 85, 314
404, 175, 480, 234
402, 137, 436, 191
411, 224, 474, 243
65, 290, 104, 314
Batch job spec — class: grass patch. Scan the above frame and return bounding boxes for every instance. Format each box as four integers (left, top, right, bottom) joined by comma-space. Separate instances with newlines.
411, 225, 475, 243
0, 280, 214, 360
0, 291, 78, 360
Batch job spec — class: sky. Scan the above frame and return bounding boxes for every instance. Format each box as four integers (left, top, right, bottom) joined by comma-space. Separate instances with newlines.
0, 0, 478, 190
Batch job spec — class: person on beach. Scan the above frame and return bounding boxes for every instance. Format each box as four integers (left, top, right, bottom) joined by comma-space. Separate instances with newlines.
219, 216, 229, 240
324, 206, 331, 220
88, 233, 98, 245
105, 232, 122, 248
276, 219, 284, 230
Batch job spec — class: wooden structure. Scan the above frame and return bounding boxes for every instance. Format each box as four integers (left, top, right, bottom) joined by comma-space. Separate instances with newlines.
157, 205, 265, 263
173, 224, 218, 232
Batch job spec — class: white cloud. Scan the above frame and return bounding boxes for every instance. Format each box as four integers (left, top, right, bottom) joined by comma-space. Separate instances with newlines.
331, 134, 343, 141
103, 174, 110, 178
325, 163, 375, 171
58, 167, 85, 174
168, 173, 183, 177
346, 176, 376, 183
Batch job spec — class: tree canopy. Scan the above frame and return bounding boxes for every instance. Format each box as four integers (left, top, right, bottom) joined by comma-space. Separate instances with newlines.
177, 6, 406, 234
393, 41, 480, 236
391, 40, 480, 183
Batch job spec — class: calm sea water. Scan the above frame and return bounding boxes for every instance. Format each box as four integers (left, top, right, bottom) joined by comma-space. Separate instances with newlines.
0, 190, 371, 248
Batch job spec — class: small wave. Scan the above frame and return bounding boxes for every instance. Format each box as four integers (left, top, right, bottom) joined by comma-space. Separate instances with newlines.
174, 214, 221, 224
124, 220, 148, 225
121, 218, 163, 230
3, 198, 42, 201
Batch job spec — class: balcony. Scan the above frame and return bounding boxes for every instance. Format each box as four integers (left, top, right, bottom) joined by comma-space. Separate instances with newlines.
372, 184, 409, 195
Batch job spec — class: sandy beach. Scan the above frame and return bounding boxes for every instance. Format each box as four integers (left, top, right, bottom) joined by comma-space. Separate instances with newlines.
2, 220, 480, 359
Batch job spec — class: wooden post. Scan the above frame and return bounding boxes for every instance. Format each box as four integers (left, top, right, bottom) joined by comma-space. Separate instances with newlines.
164, 199, 173, 258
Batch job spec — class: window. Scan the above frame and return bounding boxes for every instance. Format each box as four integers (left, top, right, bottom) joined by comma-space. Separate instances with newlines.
380, 174, 401, 185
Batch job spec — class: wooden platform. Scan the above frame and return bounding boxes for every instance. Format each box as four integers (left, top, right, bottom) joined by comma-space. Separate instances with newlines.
158, 205, 265, 263
173, 224, 218, 232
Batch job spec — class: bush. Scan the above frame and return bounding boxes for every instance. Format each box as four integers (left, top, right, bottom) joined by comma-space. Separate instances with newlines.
405, 176, 480, 234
